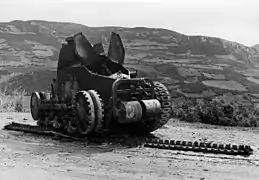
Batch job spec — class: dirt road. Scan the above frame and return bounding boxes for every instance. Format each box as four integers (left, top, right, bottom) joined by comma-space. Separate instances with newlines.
0, 113, 259, 180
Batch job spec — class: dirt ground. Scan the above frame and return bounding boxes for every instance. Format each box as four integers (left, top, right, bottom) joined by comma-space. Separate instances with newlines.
0, 112, 259, 180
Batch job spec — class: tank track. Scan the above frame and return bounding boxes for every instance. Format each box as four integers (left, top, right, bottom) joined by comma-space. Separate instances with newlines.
4, 122, 85, 141
153, 81, 172, 126
144, 139, 253, 156
3, 122, 253, 156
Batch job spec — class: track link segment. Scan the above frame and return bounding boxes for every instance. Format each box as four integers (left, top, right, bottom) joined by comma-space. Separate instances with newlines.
144, 139, 253, 156
3, 122, 254, 156
3, 122, 84, 141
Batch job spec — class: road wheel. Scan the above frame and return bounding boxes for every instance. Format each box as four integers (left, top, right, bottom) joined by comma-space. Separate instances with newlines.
75, 91, 96, 136
87, 90, 105, 134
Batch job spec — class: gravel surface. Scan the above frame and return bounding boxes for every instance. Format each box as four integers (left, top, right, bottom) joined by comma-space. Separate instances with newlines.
0, 113, 258, 180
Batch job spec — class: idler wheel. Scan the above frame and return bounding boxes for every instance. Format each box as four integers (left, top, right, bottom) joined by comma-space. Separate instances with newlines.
75, 91, 96, 136
30, 92, 42, 120
143, 81, 172, 132
133, 81, 172, 134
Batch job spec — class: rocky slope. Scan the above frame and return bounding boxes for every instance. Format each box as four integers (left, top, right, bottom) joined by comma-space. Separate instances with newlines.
1, 20, 259, 102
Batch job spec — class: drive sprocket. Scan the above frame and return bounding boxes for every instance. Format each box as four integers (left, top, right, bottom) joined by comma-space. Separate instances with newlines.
138, 81, 172, 133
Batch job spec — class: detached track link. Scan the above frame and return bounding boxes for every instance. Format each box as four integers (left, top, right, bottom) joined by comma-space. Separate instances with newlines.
144, 139, 254, 156
3, 122, 135, 144
3, 122, 85, 141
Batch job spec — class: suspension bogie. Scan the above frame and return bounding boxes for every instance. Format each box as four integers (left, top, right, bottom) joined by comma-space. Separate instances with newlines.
29, 76, 173, 137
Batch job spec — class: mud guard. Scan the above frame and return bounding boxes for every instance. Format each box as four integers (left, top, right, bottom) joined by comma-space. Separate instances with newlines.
73, 32, 97, 66
107, 32, 125, 64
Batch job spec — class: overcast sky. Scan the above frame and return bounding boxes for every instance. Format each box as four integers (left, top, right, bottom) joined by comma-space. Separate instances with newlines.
0, 0, 258, 46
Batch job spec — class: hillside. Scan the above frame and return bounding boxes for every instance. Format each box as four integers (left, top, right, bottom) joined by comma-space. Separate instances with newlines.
1, 20, 259, 103
253, 44, 259, 52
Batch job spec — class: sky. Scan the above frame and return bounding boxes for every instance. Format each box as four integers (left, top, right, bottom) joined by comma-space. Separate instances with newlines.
0, 0, 258, 46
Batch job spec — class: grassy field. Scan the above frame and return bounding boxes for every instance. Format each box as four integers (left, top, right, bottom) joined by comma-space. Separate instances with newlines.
172, 97, 259, 127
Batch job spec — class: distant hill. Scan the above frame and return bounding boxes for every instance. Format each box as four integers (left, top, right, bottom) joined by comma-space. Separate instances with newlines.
253, 44, 259, 52
1, 20, 259, 103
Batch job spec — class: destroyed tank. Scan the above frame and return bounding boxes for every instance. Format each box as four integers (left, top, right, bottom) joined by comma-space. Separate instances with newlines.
4, 32, 253, 156
30, 32, 172, 136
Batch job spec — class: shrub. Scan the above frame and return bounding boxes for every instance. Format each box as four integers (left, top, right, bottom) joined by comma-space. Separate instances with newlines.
172, 97, 259, 127
0, 88, 28, 112
14, 99, 23, 112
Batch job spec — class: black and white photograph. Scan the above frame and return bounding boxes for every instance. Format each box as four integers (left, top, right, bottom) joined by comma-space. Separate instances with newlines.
0, 0, 258, 179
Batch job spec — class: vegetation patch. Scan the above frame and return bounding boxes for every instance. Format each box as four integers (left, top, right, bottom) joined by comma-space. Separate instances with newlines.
172, 97, 259, 127
0, 88, 29, 112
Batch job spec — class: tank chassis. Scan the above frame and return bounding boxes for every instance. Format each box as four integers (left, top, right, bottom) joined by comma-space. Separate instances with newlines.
30, 31, 172, 137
